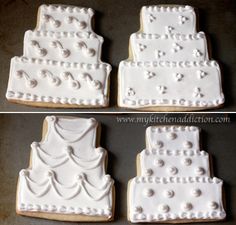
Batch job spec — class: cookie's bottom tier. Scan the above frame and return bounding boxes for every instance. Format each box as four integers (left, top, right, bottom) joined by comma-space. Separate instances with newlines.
16, 171, 114, 221
118, 60, 224, 111
6, 57, 111, 108
128, 176, 226, 223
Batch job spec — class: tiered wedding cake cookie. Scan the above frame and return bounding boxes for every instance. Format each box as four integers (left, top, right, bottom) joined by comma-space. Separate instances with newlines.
128, 126, 226, 223
16, 116, 115, 221
118, 5, 224, 111
6, 4, 111, 108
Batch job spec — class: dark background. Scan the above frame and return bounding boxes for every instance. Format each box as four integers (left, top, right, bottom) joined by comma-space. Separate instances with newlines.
0, 0, 235, 112
0, 113, 235, 224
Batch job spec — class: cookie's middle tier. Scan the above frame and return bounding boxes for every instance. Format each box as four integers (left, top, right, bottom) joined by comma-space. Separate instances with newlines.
24, 31, 103, 63
130, 32, 208, 61
138, 148, 210, 178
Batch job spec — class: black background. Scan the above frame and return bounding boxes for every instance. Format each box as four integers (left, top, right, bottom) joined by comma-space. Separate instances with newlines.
0, 113, 235, 224
0, 0, 235, 112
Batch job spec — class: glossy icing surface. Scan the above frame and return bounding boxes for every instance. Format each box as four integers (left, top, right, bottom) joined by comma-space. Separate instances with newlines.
118, 5, 224, 109
130, 32, 208, 61
141, 5, 196, 34
37, 4, 94, 32
24, 31, 103, 63
119, 60, 224, 108
6, 4, 111, 107
128, 125, 226, 223
17, 116, 114, 218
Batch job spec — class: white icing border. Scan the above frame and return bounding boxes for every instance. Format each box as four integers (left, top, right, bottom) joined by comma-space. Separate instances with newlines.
6, 91, 107, 106
25, 30, 104, 41
133, 176, 222, 184
120, 59, 219, 68
39, 4, 94, 16
142, 5, 194, 13
11, 56, 111, 71
19, 203, 112, 217
132, 32, 205, 41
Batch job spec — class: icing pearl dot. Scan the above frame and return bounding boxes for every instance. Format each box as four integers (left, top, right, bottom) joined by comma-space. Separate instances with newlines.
191, 188, 202, 197
47, 170, 54, 177
47, 115, 57, 122
208, 201, 219, 210
154, 159, 165, 167
38, 48, 47, 57
104, 175, 111, 182
145, 169, 153, 176
167, 132, 177, 140
53, 20, 61, 28
164, 190, 175, 198
183, 158, 192, 166
183, 141, 193, 149
195, 167, 205, 175
158, 204, 170, 213
76, 174, 85, 180
66, 16, 73, 23
20, 169, 29, 177
87, 48, 96, 57
78, 21, 87, 29
91, 80, 102, 90
31, 142, 39, 148
27, 79, 37, 88
167, 166, 178, 175
65, 145, 73, 154
134, 206, 143, 213
154, 141, 164, 148
61, 49, 70, 58
182, 202, 193, 211
143, 188, 154, 197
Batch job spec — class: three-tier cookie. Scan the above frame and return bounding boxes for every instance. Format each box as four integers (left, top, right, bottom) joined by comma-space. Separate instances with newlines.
6, 5, 111, 108
16, 116, 115, 221
128, 125, 226, 223
118, 5, 224, 111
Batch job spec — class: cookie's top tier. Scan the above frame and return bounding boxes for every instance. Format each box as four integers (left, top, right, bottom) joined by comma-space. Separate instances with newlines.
146, 126, 200, 150
37, 4, 94, 32
141, 5, 196, 34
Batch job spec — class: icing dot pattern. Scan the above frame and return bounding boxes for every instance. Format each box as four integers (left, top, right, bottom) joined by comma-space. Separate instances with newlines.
129, 125, 225, 222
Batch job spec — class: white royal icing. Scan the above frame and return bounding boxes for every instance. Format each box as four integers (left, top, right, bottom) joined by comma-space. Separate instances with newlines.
128, 125, 226, 223
141, 5, 196, 35
17, 116, 114, 218
119, 60, 224, 108
6, 4, 111, 107
118, 5, 224, 110
130, 32, 208, 61
37, 5, 94, 32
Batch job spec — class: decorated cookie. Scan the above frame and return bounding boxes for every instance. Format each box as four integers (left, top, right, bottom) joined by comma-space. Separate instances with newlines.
6, 4, 111, 108
16, 116, 115, 221
118, 5, 224, 111
128, 125, 226, 223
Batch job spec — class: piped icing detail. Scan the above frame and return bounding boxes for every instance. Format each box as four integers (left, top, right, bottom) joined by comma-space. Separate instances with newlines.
17, 116, 114, 219
118, 5, 224, 110
6, 4, 111, 107
128, 125, 226, 222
